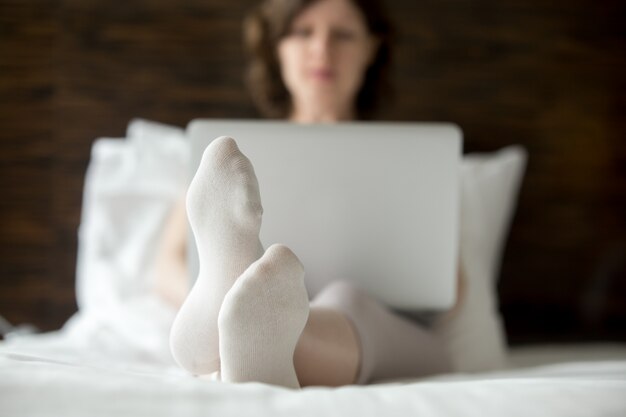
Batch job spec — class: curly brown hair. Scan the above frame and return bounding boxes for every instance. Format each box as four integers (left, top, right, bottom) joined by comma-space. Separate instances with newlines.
243, 0, 394, 120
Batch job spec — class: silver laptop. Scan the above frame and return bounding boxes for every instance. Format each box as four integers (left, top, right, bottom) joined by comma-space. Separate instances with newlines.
186, 120, 462, 310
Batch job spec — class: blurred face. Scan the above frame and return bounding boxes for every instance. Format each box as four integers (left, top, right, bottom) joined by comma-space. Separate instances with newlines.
277, 0, 378, 120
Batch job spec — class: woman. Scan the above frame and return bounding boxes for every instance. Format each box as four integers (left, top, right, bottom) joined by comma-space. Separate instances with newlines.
160, 0, 459, 388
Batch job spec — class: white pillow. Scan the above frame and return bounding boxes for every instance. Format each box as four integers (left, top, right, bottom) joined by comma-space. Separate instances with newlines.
434, 145, 528, 373
75, 119, 189, 314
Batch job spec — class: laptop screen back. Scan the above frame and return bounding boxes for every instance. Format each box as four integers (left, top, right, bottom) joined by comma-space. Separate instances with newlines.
187, 120, 462, 310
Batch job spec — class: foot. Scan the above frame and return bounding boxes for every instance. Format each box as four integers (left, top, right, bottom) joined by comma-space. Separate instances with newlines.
218, 244, 310, 389
169, 136, 264, 375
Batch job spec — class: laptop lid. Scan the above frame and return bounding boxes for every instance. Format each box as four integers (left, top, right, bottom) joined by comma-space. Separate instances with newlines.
186, 120, 462, 310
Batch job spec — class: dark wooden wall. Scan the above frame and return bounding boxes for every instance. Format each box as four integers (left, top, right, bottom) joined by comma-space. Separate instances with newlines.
1, 0, 624, 344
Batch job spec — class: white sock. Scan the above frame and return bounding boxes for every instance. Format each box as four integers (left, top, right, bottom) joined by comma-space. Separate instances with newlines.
218, 244, 310, 389
170, 136, 264, 375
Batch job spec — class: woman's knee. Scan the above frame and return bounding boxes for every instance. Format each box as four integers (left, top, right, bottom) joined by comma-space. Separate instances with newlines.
312, 280, 371, 314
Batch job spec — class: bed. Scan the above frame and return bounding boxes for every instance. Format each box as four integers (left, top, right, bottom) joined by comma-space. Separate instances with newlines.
1, 119, 624, 416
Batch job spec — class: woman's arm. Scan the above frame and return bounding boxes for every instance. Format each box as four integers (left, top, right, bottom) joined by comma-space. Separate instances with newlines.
152, 197, 189, 309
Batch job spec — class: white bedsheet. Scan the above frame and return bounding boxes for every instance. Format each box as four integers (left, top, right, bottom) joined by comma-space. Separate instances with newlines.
3, 290, 624, 416
1, 347, 625, 417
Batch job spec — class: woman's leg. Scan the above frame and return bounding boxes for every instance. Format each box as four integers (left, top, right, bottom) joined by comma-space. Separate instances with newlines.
226, 276, 453, 387
295, 280, 453, 385
219, 274, 452, 388
293, 306, 361, 386
169, 137, 264, 375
